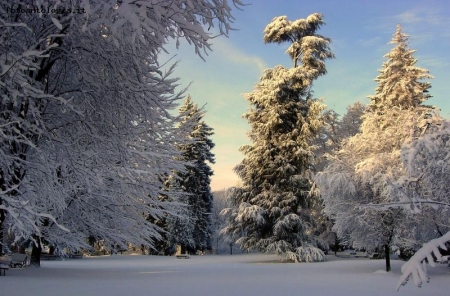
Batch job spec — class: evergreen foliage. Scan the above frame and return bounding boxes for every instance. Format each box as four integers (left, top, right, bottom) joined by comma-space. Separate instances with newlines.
368, 25, 432, 112
314, 102, 365, 172
222, 13, 333, 262
168, 96, 215, 253
340, 102, 366, 139
316, 25, 435, 271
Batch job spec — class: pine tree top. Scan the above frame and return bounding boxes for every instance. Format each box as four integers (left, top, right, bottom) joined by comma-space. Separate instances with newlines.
368, 24, 433, 112
263, 13, 334, 69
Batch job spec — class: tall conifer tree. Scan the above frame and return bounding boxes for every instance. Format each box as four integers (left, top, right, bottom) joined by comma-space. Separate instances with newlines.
222, 13, 333, 262
169, 96, 215, 253
369, 25, 432, 112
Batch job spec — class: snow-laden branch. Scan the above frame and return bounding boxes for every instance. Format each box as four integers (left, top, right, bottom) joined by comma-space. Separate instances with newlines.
0, 0, 243, 251
396, 231, 450, 290
365, 200, 450, 212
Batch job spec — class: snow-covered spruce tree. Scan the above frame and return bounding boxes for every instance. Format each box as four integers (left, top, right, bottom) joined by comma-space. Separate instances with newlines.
167, 96, 215, 254
222, 13, 334, 262
368, 25, 432, 113
316, 25, 434, 272
0, 0, 241, 258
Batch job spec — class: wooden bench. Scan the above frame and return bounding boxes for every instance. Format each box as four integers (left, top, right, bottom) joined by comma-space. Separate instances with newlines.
11, 253, 28, 268
336, 252, 351, 258
436, 255, 449, 265
176, 254, 190, 259
0, 256, 12, 266
369, 253, 380, 260
41, 254, 61, 261
336, 251, 368, 258
0, 264, 9, 276
355, 252, 368, 258
69, 253, 83, 259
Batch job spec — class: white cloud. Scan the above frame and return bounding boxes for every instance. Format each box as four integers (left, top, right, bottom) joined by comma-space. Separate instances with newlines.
212, 38, 269, 73
394, 7, 450, 39
364, 6, 449, 36
395, 8, 445, 26
396, 11, 424, 24
417, 56, 450, 68
358, 36, 382, 47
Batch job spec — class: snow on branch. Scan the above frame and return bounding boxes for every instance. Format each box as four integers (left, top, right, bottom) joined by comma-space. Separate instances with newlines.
396, 231, 450, 290
365, 200, 450, 213
294, 245, 327, 263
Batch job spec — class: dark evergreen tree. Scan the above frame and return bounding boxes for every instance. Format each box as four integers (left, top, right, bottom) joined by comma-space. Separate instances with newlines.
168, 96, 215, 253
222, 13, 334, 262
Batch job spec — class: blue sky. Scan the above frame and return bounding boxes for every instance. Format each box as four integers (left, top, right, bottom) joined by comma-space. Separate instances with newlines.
161, 0, 450, 191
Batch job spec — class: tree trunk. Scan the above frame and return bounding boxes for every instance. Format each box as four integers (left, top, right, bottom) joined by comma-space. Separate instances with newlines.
384, 244, 391, 272
0, 207, 4, 255
334, 233, 339, 256
30, 237, 42, 267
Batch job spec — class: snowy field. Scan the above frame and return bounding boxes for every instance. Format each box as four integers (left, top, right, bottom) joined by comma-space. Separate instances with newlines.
2, 254, 449, 296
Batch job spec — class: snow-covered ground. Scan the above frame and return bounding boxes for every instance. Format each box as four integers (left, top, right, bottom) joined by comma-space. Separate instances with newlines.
1, 254, 448, 296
